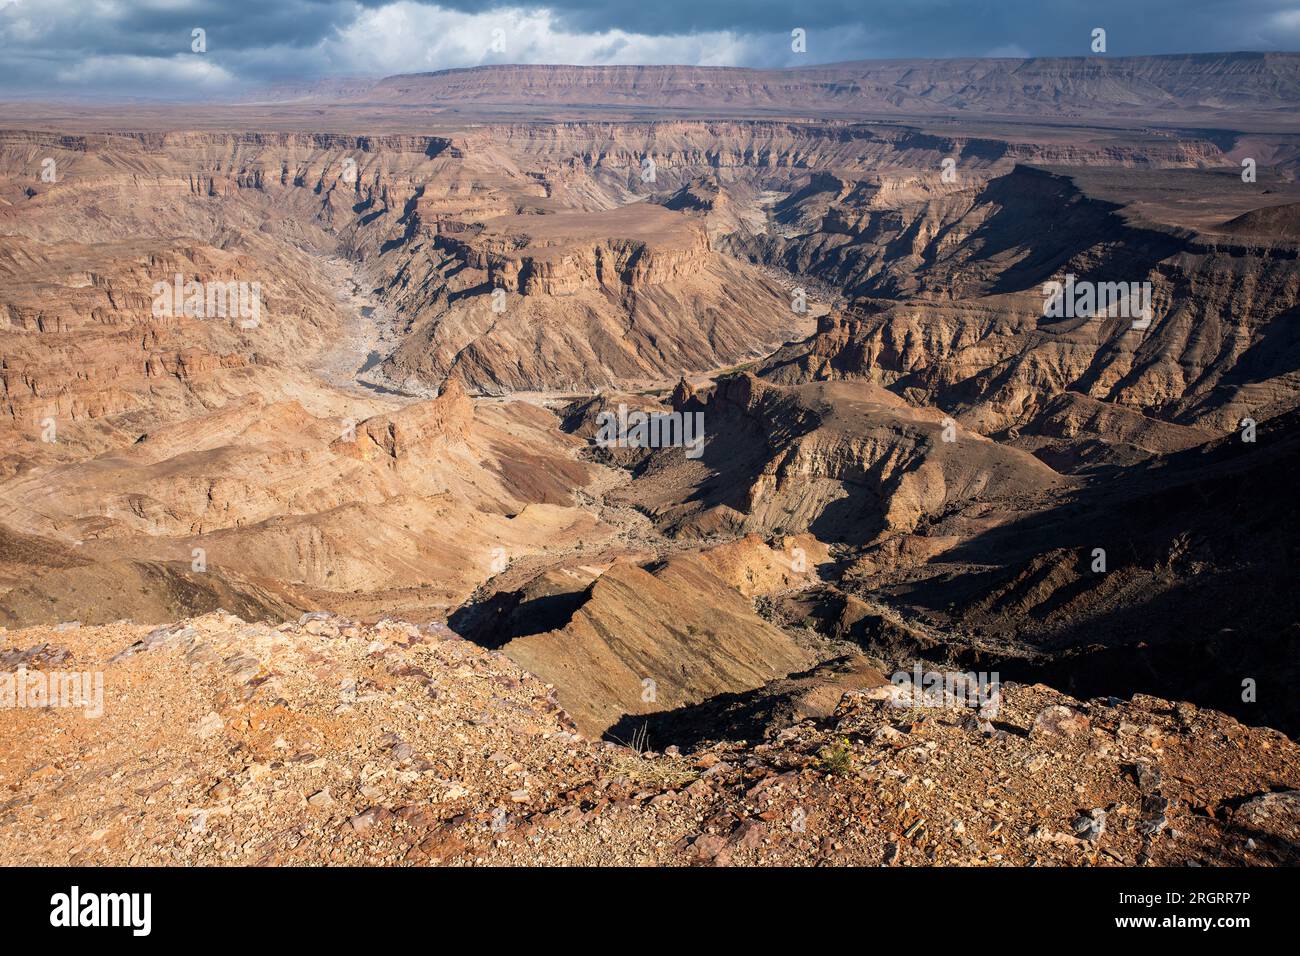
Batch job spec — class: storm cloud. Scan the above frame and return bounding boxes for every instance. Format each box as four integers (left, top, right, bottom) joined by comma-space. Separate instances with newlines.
2, 0, 1299, 97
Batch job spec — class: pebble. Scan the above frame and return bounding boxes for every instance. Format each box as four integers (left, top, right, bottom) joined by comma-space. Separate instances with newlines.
1072, 808, 1107, 843
1031, 705, 1090, 738
194, 712, 224, 740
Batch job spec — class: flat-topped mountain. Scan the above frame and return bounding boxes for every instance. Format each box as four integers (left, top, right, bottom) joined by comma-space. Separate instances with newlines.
347, 53, 1300, 123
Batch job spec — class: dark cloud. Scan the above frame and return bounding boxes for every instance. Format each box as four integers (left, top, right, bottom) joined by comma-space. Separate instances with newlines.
345, 0, 1300, 57
1, 0, 1297, 97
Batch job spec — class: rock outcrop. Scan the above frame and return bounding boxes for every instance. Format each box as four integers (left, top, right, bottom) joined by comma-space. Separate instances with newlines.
612, 374, 1064, 542
499, 553, 818, 736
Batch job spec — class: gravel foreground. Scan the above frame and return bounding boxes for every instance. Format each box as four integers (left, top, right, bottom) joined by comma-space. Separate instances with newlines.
1, 611, 1296, 867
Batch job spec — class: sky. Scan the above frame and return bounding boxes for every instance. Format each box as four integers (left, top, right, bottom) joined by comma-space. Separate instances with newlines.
2, 0, 1299, 98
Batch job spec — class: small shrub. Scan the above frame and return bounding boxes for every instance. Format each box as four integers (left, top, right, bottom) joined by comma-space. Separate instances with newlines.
816, 737, 855, 776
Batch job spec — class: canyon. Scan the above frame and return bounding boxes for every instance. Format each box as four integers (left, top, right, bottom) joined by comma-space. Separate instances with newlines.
2, 55, 1299, 866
